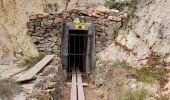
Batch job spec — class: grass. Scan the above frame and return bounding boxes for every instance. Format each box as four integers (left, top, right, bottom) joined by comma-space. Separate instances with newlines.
21, 53, 45, 68
136, 67, 161, 83
113, 60, 161, 83
113, 60, 135, 72
125, 88, 148, 100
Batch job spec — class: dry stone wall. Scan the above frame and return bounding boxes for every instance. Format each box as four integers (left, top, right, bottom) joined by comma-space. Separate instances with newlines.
27, 7, 127, 53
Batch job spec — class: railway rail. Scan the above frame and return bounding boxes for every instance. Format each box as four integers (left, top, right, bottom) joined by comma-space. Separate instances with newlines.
70, 68, 85, 100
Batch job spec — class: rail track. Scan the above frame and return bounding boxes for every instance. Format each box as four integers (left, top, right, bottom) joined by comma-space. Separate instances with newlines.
70, 68, 85, 100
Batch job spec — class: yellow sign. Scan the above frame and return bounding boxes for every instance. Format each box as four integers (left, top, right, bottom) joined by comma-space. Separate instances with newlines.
76, 23, 85, 30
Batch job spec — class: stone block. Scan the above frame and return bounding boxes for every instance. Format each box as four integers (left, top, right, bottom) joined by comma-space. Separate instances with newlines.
96, 41, 102, 47
50, 43, 55, 48
38, 48, 45, 51
52, 45, 58, 50
99, 35, 107, 42
37, 14, 44, 19
50, 37, 58, 42
96, 46, 102, 53
44, 42, 51, 48
29, 15, 37, 20
106, 40, 112, 46
62, 12, 70, 19
41, 18, 53, 27
92, 11, 105, 18
71, 13, 77, 20
46, 48, 52, 52
43, 33, 50, 37
57, 38, 61, 45
28, 27, 35, 32
49, 14, 55, 19
39, 40, 45, 44
32, 37, 38, 43
54, 17, 63, 23
107, 16, 121, 22
49, 31, 56, 37
105, 28, 114, 36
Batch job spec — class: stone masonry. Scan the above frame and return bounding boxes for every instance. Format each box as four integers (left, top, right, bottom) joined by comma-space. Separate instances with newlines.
27, 6, 127, 53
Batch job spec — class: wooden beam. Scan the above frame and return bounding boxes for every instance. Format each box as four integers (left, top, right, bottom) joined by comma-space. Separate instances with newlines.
67, 82, 88, 87
16, 55, 54, 82
77, 73, 85, 100
70, 73, 77, 100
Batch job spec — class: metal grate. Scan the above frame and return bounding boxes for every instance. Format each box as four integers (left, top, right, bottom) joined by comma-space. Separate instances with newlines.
67, 30, 88, 73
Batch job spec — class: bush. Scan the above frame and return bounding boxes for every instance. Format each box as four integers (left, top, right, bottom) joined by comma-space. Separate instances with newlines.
107, 0, 138, 11
21, 53, 45, 68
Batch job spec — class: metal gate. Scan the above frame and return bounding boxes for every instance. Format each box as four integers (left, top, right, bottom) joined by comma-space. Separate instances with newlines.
61, 23, 95, 74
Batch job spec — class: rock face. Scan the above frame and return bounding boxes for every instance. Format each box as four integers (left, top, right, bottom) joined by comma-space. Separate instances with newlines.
27, 7, 125, 53
97, 0, 170, 66
0, 0, 68, 64
0, 25, 13, 65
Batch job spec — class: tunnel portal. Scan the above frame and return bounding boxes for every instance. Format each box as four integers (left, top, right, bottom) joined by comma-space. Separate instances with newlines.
61, 23, 95, 74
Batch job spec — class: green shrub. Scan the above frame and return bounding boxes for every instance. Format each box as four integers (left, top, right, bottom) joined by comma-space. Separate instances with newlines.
21, 54, 45, 68
136, 67, 161, 83
108, 0, 138, 11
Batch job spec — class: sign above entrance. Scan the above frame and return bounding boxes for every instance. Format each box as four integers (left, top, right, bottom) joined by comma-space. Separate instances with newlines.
75, 23, 85, 30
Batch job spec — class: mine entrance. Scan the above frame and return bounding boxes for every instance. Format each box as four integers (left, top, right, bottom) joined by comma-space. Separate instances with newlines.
68, 30, 88, 73
61, 23, 95, 74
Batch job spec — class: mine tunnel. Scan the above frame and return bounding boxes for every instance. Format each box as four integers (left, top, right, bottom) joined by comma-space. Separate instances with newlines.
61, 23, 95, 74
68, 30, 88, 72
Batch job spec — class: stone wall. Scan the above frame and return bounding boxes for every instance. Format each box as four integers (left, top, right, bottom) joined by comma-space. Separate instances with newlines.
27, 6, 127, 53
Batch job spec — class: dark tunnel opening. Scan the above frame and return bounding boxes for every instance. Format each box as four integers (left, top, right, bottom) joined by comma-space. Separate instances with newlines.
68, 30, 88, 73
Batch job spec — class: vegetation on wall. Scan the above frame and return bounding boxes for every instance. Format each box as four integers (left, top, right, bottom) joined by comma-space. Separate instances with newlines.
21, 53, 45, 68
105, 0, 138, 11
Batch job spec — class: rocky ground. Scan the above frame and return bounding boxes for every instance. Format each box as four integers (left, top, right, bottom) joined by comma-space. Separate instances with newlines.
0, 55, 66, 100
1, 0, 170, 100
